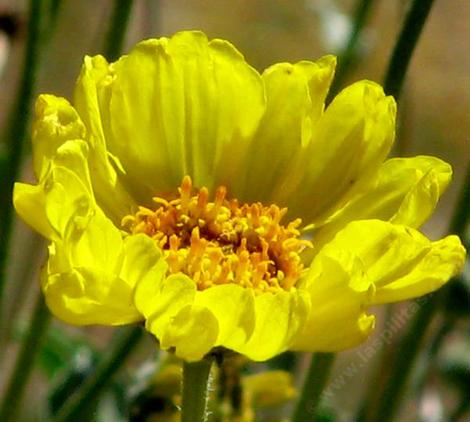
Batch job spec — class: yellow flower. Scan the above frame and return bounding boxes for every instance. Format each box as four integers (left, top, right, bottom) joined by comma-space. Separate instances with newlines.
14, 31, 465, 362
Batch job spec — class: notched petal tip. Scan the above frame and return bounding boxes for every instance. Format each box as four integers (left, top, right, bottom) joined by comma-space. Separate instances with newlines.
209, 37, 246, 62
263, 54, 336, 82
131, 30, 242, 62
316, 53, 337, 68
333, 79, 394, 110
295, 54, 337, 84
170, 29, 209, 46
82, 53, 109, 69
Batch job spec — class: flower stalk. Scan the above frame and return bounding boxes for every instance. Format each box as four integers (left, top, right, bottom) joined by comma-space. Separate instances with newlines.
182, 357, 214, 422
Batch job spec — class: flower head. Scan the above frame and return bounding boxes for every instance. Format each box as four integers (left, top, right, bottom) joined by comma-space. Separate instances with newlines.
14, 31, 465, 361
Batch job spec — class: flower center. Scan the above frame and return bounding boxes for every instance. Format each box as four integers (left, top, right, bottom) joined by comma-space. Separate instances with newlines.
122, 176, 311, 293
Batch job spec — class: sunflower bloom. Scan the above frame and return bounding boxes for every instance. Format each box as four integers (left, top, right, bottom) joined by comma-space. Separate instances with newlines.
14, 31, 465, 362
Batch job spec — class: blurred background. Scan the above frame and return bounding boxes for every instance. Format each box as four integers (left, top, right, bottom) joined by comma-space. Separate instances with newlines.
0, 0, 469, 421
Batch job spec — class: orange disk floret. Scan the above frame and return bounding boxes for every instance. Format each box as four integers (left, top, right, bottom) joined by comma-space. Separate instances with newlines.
122, 176, 312, 293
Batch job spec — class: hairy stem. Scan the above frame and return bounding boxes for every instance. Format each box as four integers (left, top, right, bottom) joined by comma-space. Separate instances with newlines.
182, 357, 214, 422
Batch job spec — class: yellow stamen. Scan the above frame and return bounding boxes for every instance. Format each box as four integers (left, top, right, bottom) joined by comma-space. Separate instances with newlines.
122, 177, 312, 293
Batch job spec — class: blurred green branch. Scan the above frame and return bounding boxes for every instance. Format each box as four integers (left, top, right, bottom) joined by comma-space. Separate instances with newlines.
328, 0, 377, 101
383, 0, 436, 100
0, 0, 45, 317
292, 352, 336, 421
103, 0, 134, 61
44, 0, 63, 43
0, 293, 50, 421
0, 1, 64, 419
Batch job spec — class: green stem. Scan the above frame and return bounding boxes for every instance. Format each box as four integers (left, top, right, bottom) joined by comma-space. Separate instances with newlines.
328, 0, 377, 101
0, 0, 44, 320
383, 0, 436, 100
0, 293, 50, 422
292, 352, 336, 422
54, 326, 144, 421
182, 357, 214, 422
103, 0, 134, 61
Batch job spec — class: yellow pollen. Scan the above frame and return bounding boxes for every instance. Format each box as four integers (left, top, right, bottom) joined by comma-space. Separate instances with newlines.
122, 176, 312, 293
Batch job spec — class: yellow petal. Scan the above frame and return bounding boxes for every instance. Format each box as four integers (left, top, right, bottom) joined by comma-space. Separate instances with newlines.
31, 91, 133, 224
291, 253, 374, 351
74, 54, 110, 151
43, 212, 143, 325
276, 80, 396, 223
41, 202, 168, 325
390, 157, 451, 227
321, 220, 466, 305
120, 234, 166, 290
45, 167, 93, 234
43, 268, 141, 325
13, 182, 53, 239
136, 274, 229, 361
139, 274, 196, 336
311, 156, 453, 249
32, 94, 86, 179
14, 140, 94, 241
74, 55, 136, 221
93, 31, 264, 203
239, 56, 336, 202
195, 284, 256, 350
44, 142, 96, 238
236, 289, 310, 361
159, 304, 219, 362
